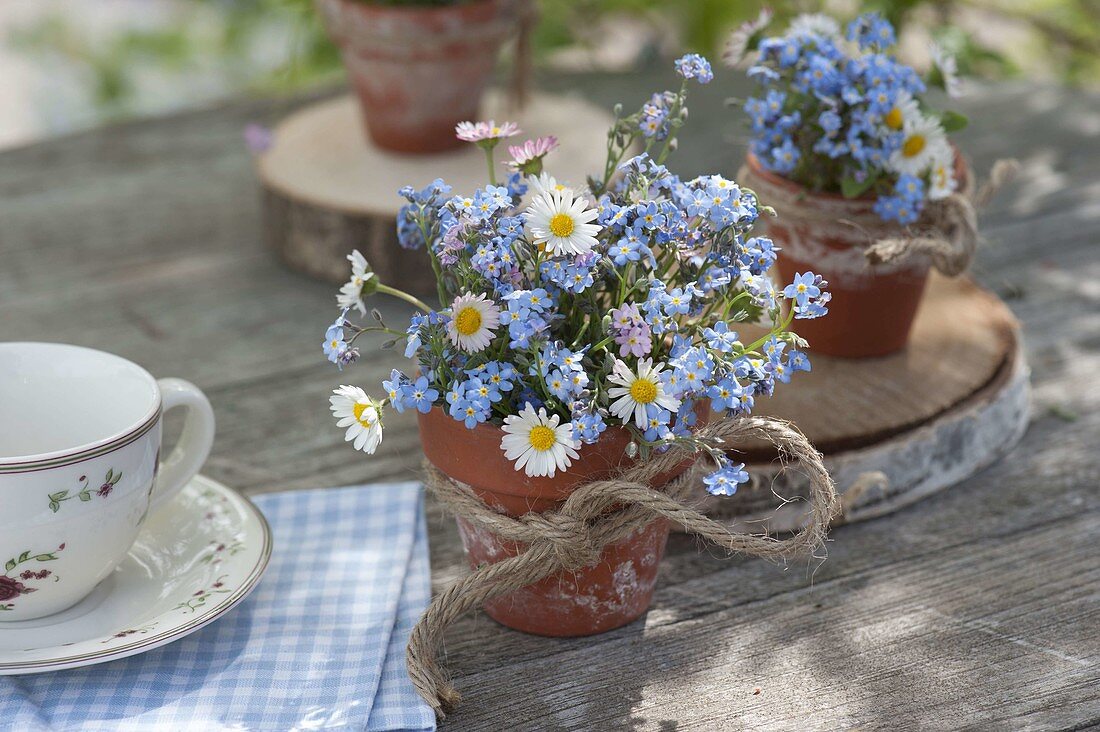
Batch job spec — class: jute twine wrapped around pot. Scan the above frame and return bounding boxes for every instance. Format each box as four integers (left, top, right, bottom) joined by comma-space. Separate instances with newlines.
407, 416, 841, 716
737, 158, 1019, 277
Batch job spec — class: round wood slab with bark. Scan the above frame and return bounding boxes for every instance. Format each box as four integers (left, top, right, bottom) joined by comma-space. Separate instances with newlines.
257, 91, 614, 297
701, 274, 1030, 531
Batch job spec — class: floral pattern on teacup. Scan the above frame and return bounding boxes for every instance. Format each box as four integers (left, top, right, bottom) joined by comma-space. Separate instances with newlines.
0, 544, 65, 612
48, 469, 123, 513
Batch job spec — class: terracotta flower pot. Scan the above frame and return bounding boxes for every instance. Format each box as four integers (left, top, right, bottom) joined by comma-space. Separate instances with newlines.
741, 152, 969, 358
316, 0, 525, 154
418, 407, 697, 637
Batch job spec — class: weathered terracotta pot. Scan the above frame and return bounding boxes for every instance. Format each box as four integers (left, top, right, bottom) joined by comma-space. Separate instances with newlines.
316, 0, 525, 154
741, 152, 969, 358
418, 407, 695, 637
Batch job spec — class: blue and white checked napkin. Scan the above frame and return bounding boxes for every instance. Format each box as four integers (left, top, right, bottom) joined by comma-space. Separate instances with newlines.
0, 483, 437, 732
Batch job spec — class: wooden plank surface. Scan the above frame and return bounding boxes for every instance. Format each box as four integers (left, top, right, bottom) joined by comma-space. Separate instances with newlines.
738, 274, 1017, 455
1, 69, 1098, 730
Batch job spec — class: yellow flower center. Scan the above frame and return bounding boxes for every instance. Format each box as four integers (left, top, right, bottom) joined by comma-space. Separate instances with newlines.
352, 403, 374, 428
454, 306, 482, 336
902, 134, 926, 158
548, 213, 575, 238
630, 378, 658, 404
885, 107, 903, 130
528, 425, 556, 451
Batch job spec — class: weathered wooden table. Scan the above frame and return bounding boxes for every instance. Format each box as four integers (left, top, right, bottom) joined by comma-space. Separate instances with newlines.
2, 71, 1098, 730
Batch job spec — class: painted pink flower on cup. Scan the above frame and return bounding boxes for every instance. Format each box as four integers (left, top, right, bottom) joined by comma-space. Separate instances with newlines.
0, 576, 28, 603
48, 469, 122, 513
0, 545, 64, 611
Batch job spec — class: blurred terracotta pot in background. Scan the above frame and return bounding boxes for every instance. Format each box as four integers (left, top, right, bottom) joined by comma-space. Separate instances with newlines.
741, 151, 969, 359
418, 406, 701, 637
316, 0, 526, 154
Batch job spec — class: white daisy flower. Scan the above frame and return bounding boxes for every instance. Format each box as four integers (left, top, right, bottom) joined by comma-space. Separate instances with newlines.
928, 154, 957, 200
929, 41, 963, 98
528, 173, 572, 197
525, 189, 602, 257
883, 90, 920, 133
889, 112, 951, 176
788, 13, 841, 40
330, 385, 384, 454
335, 249, 376, 315
722, 8, 773, 67
500, 404, 579, 478
607, 358, 682, 430
446, 292, 500, 353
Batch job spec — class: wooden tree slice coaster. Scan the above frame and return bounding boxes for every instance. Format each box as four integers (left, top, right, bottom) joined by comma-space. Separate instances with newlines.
257, 91, 614, 295
698, 275, 1031, 532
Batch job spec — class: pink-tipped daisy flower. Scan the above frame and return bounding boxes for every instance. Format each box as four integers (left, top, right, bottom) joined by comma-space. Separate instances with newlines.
506, 136, 559, 173
454, 120, 521, 144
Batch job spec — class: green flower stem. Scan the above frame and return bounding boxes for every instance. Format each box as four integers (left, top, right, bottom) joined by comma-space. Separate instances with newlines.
655, 81, 689, 166
416, 209, 449, 306
743, 306, 796, 354
719, 291, 753, 320
532, 248, 543, 288
425, 247, 448, 308
531, 354, 567, 416
616, 262, 636, 304
348, 325, 404, 345
571, 317, 591, 348
376, 284, 433, 313
484, 147, 497, 187
591, 334, 616, 355
604, 135, 635, 186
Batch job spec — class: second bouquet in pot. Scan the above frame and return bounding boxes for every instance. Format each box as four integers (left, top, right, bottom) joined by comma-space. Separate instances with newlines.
731, 12, 970, 357
322, 55, 829, 637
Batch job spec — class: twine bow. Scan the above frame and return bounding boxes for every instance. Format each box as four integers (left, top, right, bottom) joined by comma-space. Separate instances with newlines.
406, 416, 841, 717
737, 158, 1020, 277
863, 159, 1020, 275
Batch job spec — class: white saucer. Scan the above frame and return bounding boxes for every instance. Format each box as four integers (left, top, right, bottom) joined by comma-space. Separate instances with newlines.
0, 475, 271, 674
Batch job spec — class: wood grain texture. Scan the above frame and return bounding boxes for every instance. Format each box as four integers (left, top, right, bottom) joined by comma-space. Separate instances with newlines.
257, 91, 614, 288
0, 70, 1097, 730
738, 275, 1017, 455
706, 341, 1031, 533
703, 276, 1030, 532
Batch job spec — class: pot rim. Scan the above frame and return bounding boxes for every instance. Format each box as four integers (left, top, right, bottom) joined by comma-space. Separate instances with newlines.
320, 0, 522, 22
318, 0, 526, 55
417, 405, 635, 499
416, 404, 708, 503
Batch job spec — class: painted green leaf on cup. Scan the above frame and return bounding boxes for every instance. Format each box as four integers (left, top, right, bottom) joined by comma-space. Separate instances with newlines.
48, 469, 121, 512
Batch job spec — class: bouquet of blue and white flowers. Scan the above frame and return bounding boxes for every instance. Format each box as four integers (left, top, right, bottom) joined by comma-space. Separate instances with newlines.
322, 55, 829, 496
731, 12, 966, 225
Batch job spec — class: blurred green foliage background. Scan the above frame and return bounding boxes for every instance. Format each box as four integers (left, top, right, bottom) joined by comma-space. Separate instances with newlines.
2, 0, 1098, 142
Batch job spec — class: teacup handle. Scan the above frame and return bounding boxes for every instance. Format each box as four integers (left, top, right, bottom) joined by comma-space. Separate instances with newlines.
150, 378, 216, 512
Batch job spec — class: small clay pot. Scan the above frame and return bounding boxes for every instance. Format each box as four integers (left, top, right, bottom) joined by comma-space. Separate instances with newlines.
316, 0, 525, 154
742, 152, 969, 359
418, 407, 693, 637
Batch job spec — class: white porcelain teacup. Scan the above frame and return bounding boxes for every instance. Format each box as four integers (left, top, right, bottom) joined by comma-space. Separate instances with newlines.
0, 343, 215, 621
